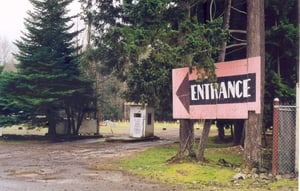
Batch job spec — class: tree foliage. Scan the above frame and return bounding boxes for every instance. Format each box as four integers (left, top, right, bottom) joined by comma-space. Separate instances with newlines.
0, 0, 95, 135
0, 72, 31, 126
263, 0, 297, 128
79, 0, 297, 162
91, 1, 225, 120
89, 0, 226, 160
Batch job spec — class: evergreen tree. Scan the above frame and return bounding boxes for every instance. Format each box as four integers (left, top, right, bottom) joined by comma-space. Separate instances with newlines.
263, 0, 297, 129
0, 72, 31, 126
90, 0, 225, 159
10, 0, 94, 136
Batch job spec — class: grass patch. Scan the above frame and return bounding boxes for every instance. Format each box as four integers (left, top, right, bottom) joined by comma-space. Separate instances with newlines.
119, 143, 240, 190
268, 179, 298, 190
0, 134, 102, 145
0, 135, 50, 145
113, 137, 298, 191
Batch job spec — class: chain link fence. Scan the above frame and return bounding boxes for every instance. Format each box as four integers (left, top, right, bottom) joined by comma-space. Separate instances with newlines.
272, 98, 296, 175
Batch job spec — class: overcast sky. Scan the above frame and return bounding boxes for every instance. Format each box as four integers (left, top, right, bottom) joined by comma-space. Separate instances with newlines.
0, 0, 81, 46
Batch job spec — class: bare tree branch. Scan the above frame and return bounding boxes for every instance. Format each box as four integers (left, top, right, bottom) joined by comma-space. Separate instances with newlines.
191, 0, 203, 8
0, 36, 11, 65
218, 0, 232, 62
229, 29, 247, 34
231, 6, 247, 15
226, 45, 246, 56
226, 43, 247, 49
230, 34, 246, 42
209, 0, 216, 20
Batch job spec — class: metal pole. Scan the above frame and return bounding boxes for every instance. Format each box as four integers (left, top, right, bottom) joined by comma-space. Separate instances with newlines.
272, 98, 279, 176
296, 84, 299, 173
296, 0, 300, 174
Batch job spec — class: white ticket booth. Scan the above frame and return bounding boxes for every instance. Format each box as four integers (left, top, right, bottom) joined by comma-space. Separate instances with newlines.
129, 105, 154, 138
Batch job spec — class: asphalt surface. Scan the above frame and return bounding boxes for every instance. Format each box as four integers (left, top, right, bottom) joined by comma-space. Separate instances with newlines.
0, 134, 184, 191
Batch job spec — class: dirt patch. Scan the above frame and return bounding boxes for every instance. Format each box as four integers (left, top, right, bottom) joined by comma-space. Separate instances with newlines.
0, 137, 184, 191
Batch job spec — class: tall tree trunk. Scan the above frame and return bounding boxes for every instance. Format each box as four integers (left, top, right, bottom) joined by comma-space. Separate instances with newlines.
218, 0, 232, 62
178, 119, 195, 158
71, 111, 76, 135
197, 120, 212, 161
75, 111, 85, 135
233, 119, 244, 145
217, 121, 225, 142
65, 107, 72, 135
87, 20, 92, 48
216, 0, 232, 142
176, 1, 195, 160
244, 0, 265, 168
46, 108, 57, 137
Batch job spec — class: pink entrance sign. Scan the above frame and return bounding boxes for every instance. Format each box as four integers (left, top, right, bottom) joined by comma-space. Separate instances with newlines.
172, 56, 261, 119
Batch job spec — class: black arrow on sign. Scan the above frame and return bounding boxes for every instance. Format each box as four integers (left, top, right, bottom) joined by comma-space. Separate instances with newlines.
176, 73, 190, 113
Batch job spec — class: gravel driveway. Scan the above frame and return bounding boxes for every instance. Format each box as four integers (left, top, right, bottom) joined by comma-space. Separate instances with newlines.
0, 130, 185, 191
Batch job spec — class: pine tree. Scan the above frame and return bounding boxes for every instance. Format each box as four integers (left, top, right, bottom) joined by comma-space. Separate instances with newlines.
91, 0, 225, 160
12, 0, 94, 136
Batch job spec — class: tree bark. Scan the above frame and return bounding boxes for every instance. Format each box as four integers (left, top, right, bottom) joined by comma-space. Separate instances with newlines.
216, 119, 228, 142
178, 119, 195, 159
176, 1, 196, 160
217, 123, 225, 142
46, 108, 57, 137
215, 0, 232, 143
244, 0, 265, 168
244, 112, 262, 167
218, 0, 232, 62
75, 111, 85, 135
197, 120, 212, 161
65, 107, 72, 135
233, 119, 244, 145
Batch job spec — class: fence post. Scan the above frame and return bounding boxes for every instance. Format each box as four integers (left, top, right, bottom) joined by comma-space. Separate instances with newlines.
272, 98, 280, 176
296, 83, 299, 173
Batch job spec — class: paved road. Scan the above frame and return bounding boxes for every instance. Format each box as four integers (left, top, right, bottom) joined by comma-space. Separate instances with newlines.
0, 138, 183, 191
